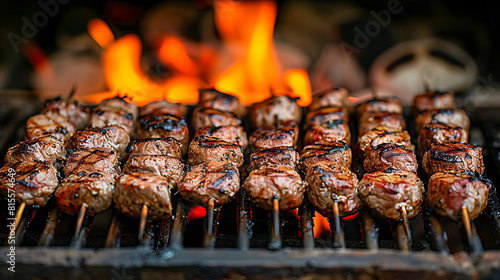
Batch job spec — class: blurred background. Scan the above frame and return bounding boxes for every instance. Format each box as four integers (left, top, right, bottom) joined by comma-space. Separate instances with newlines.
0, 0, 498, 106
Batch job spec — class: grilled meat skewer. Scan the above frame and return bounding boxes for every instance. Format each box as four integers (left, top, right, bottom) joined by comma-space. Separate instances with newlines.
422, 142, 484, 176
363, 143, 417, 174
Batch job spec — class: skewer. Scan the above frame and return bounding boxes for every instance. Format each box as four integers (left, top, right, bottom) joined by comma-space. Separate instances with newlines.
238, 190, 250, 250
169, 201, 184, 250
74, 204, 87, 240
12, 202, 26, 233
138, 204, 149, 243
38, 207, 59, 247
330, 201, 346, 249
362, 211, 379, 250
203, 199, 216, 247
401, 205, 411, 244
299, 200, 314, 250
461, 207, 475, 251
268, 197, 281, 250
105, 211, 120, 248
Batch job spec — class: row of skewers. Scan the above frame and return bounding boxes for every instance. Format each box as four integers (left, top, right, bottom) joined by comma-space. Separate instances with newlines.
0, 87, 493, 249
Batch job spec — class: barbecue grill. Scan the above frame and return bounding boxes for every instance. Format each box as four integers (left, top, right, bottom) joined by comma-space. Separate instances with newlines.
1, 90, 499, 279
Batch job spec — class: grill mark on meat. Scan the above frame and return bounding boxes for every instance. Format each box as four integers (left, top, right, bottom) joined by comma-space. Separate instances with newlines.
125, 137, 180, 153
139, 115, 187, 131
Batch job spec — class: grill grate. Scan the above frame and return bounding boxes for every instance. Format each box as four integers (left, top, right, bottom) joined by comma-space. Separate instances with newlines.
1, 93, 500, 278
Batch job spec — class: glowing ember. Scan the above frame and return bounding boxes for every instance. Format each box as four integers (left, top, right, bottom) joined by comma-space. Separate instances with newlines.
313, 211, 330, 238
187, 205, 207, 221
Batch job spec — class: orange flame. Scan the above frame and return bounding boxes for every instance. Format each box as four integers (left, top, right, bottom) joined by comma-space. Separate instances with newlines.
284, 69, 312, 106
313, 212, 331, 238
158, 36, 200, 76
213, 0, 311, 106
87, 21, 203, 105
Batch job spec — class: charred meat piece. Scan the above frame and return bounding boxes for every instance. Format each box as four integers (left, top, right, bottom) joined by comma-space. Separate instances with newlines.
413, 91, 455, 115
356, 97, 403, 116
56, 176, 115, 216
303, 119, 351, 146
136, 114, 189, 155
187, 136, 244, 167
198, 88, 247, 118
0, 161, 58, 206
356, 126, 413, 159
26, 112, 76, 142
250, 95, 302, 129
90, 97, 138, 135
364, 143, 417, 173
139, 100, 187, 118
422, 142, 483, 176
358, 170, 424, 220
250, 121, 298, 150
249, 146, 299, 171
415, 109, 470, 133
418, 122, 468, 151
309, 86, 349, 111
358, 112, 405, 137
192, 107, 241, 130
114, 173, 173, 220
56, 148, 119, 216
4, 135, 65, 166
42, 96, 90, 130
123, 155, 183, 187
66, 125, 130, 160
306, 163, 361, 218
244, 165, 306, 211
426, 172, 490, 221
306, 106, 349, 127
178, 162, 240, 207
194, 125, 248, 149
125, 137, 182, 159
63, 148, 119, 178
300, 141, 351, 172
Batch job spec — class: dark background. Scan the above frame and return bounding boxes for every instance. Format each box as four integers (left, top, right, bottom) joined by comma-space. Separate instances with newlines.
0, 0, 498, 91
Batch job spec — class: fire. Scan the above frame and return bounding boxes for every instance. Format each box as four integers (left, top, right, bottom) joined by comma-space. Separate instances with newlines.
83, 1, 312, 106
313, 212, 331, 238
213, 0, 311, 105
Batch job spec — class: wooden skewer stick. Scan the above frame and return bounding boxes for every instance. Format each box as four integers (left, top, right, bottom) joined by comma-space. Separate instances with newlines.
268, 197, 281, 250
203, 199, 216, 247
138, 204, 149, 243
13, 202, 26, 233
74, 204, 87, 241
461, 207, 473, 247
401, 205, 410, 238
331, 201, 345, 249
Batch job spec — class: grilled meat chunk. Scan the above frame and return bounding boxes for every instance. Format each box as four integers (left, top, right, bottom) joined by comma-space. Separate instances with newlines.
56, 148, 119, 216
136, 114, 189, 155
422, 142, 484, 176
415, 109, 470, 133
413, 91, 455, 115
244, 165, 306, 211
91, 97, 138, 135
63, 148, 119, 178
306, 106, 349, 127
123, 155, 183, 187
358, 171, 424, 220
114, 173, 173, 220
250, 95, 302, 129
309, 86, 348, 111
249, 146, 299, 171
303, 119, 351, 146
194, 125, 248, 149
356, 126, 413, 159
300, 141, 351, 172
426, 172, 490, 221
198, 88, 247, 118
250, 121, 299, 150
0, 161, 59, 206
418, 122, 468, 151
4, 135, 65, 166
26, 112, 76, 142
178, 162, 240, 207
42, 96, 90, 130
187, 136, 244, 167
125, 137, 182, 159
66, 125, 130, 160
306, 163, 361, 218
192, 107, 241, 130
356, 97, 403, 116
139, 100, 187, 118
364, 143, 417, 173
358, 112, 405, 137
